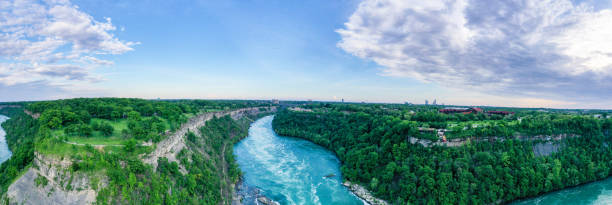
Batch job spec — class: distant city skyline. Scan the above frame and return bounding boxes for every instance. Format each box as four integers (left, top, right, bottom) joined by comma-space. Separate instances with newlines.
2, 0, 612, 109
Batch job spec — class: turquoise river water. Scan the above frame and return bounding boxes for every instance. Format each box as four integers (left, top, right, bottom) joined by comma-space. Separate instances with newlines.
512, 177, 612, 205
0, 115, 11, 165
234, 116, 364, 205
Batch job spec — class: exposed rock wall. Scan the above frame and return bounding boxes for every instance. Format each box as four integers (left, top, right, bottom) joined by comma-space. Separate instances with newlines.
533, 142, 561, 157
143, 107, 276, 172
5, 153, 102, 205
23, 110, 40, 119
408, 134, 579, 148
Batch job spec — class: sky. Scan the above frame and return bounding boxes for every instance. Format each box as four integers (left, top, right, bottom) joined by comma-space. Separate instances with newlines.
1, 0, 612, 109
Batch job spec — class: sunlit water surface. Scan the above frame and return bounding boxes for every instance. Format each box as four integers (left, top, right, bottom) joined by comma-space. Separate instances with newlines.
0, 115, 11, 165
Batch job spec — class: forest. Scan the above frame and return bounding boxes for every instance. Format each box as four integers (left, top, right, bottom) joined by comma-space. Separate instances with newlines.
273, 103, 612, 204
0, 110, 37, 197
0, 98, 270, 204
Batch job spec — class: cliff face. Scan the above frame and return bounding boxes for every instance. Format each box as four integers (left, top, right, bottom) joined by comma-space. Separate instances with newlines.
408, 133, 578, 148
2, 107, 276, 205
5, 153, 105, 205
143, 107, 277, 171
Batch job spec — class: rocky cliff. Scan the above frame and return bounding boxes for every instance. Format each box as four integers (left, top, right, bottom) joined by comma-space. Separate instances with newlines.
142, 106, 276, 172
5, 153, 105, 205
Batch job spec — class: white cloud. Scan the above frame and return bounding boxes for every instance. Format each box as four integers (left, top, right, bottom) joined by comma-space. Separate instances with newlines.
0, 0, 135, 88
0, 63, 101, 86
338, 0, 612, 102
81, 56, 114, 66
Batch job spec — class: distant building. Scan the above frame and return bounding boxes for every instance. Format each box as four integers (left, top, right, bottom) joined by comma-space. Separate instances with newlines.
433, 99, 437, 105
425, 100, 429, 105
342, 98, 344, 103
271, 99, 280, 104
439, 107, 483, 114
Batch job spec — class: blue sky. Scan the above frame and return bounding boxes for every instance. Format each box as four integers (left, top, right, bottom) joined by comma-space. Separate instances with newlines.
2, 0, 612, 108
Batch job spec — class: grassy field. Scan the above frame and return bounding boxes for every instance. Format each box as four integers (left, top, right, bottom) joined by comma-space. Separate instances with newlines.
37, 134, 153, 157
37, 137, 119, 156
49, 119, 131, 145
39, 113, 195, 156
50, 117, 172, 145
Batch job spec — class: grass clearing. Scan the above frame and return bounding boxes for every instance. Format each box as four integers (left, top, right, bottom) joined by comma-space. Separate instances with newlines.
37, 137, 89, 156
51, 118, 170, 145
43, 117, 168, 156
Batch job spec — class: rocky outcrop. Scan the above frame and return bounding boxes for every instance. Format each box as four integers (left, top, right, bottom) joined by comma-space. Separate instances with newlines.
343, 181, 388, 205
233, 178, 283, 205
143, 107, 276, 173
23, 110, 40, 119
5, 153, 104, 205
257, 196, 280, 205
533, 141, 561, 157
409, 134, 579, 148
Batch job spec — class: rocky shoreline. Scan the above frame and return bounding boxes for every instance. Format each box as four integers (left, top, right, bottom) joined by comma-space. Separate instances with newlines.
233, 178, 280, 205
343, 181, 389, 205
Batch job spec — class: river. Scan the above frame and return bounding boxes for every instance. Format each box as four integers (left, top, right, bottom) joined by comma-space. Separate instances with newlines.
0, 115, 11, 165
233, 115, 364, 205
512, 177, 612, 205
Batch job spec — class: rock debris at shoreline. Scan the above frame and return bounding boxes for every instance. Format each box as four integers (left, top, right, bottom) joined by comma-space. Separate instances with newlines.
233, 178, 280, 205
343, 181, 389, 205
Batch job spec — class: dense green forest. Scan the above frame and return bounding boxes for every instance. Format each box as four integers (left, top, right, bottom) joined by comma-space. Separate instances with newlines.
0, 98, 271, 204
273, 104, 612, 204
0, 111, 37, 197
95, 115, 251, 204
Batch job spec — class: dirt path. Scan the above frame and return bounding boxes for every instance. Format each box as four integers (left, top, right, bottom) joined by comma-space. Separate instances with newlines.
63, 140, 153, 148
63, 141, 124, 148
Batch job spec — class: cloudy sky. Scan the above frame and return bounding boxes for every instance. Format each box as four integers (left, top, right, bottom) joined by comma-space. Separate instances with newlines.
1, 0, 612, 109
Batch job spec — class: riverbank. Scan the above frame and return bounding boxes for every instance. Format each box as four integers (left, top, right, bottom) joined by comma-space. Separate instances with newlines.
511, 175, 612, 204
343, 181, 388, 205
